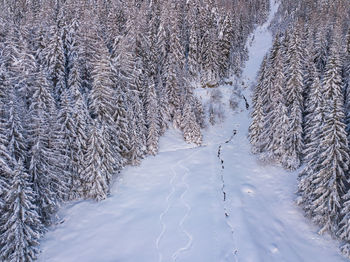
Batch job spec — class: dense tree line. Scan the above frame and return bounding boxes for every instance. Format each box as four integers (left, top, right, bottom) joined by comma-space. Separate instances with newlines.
0, 0, 269, 260
249, 0, 350, 258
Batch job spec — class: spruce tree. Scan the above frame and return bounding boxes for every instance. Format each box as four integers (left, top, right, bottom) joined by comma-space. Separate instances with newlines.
282, 27, 304, 170
309, 43, 350, 235
27, 69, 67, 225
188, 24, 199, 80
249, 54, 268, 154
4, 82, 27, 165
132, 66, 148, 155
0, 121, 12, 213
181, 99, 202, 145
57, 88, 79, 201
201, 27, 220, 84
165, 61, 183, 122
156, 15, 169, 83
145, 79, 160, 156
32, 25, 48, 66
0, 160, 42, 262
191, 95, 205, 129
69, 64, 89, 199
125, 84, 146, 165
89, 42, 125, 168
218, 14, 233, 79
313, 27, 329, 76
81, 122, 115, 201
336, 30, 350, 255
258, 35, 282, 156
261, 35, 288, 161
298, 64, 325, 216
44, 25, 66, 105
344, 28, 350, 141
156, 77, 171, 136
112, 84, 130, 165
90, 45, 116, 125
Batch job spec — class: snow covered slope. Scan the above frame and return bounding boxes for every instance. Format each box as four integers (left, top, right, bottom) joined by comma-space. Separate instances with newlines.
39, 1, 347, 261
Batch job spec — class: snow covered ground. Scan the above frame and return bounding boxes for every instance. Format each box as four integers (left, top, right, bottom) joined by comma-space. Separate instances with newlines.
39, 1, 347, 261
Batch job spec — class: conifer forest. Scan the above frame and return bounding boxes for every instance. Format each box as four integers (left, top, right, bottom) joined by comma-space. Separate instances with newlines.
1, 0, 350, 261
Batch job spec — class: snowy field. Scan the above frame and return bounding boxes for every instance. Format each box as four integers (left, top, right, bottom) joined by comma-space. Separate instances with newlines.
39, 1, 347, 261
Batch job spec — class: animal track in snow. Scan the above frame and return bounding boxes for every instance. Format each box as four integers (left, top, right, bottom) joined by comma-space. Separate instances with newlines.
217, 130, 239, 262
269, 243, 279, 254
241, 184, 256, 196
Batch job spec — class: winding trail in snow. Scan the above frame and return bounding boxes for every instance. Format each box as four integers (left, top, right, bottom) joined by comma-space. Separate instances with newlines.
156, 164, 178, 262
172, 165, 193, 261
156, 147, 202, 262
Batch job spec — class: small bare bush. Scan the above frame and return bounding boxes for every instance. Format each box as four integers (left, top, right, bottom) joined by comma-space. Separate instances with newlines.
207, 101, 225, 126
210, 89, 223, 103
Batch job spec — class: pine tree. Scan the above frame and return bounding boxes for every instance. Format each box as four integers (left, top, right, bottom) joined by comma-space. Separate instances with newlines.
201, 27, 220, 84
125, 84, 146, 165
346, 28, 350, 57
168, 2, 185, 71
65, 17, 81, 83
126, 114, 142, 166
156, 77, 170, 136
260, 35, 288, 161
282, 27, 304, 170
181, 99, 202, 145
132, 66, 148, 155
298, 64, 325, 216
300, 26, 314, 102
336, 30, 350, 255
165, 61, 183, 121
0, 160, 42, 262
57, 88, 80, 201
249, 54, 268, 154
44, 25, 66, 105
90, 45, 115, 125
79, 11, 101, 96
303, 62, 323, 150
28, 69, 67, 225
0, 64, 10, 110
32, 25, 48, 66
2, 79, 27, 166
69, 64, 89, 199
187, 24, 199, 80
302, 36, 318, 144
218, 14, 233, 79
89, 42, 125, 168
313, 26, 329, 76
144, 13, 158, 81
145, 79, 160, 156
81, 122, 115, 201
6, 27, 37, 113
0, 119, 12, 213
309, 43, 350, 235
257, 35, 281, 155
156, 15, 169, 83
191, 95, 205, 129
164, 5, 185, 124
112, 85, 130, 165
344, 28, 350, 141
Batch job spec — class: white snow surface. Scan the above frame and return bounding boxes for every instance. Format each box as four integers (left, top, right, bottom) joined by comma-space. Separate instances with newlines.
39, 1, 347, 261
